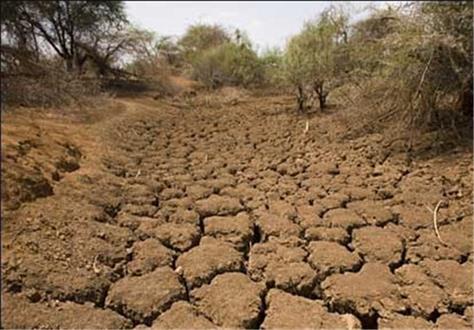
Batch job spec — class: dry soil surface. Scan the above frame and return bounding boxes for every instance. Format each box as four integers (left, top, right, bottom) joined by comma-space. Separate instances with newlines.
1, 91, 473, 329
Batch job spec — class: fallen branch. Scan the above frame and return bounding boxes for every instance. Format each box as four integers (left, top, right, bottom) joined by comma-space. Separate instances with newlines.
93, 255, 101, 274
426, 200, 447, 246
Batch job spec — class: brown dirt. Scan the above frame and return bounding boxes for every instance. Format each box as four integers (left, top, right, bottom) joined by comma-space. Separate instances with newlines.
1, 90, 473, 329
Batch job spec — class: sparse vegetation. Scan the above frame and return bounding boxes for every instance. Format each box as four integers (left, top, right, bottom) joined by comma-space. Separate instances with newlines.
340, 2, 473, 143
284, 6, 350, 112
190, 37, 263, 89
1, 1, 472, 140
179, 23, 230, 63
1, 3, 473, 329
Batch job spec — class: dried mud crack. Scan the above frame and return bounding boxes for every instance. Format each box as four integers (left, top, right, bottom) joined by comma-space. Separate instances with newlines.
2, 95, 473, 329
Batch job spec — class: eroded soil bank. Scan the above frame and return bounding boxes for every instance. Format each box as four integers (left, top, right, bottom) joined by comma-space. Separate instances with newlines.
2, 91, 472, 329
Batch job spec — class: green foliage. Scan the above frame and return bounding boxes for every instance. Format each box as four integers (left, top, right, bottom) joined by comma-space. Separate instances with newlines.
259, 47, 285, 87
284, 6, 350, 111
179, 23, 230, 62
191, 40, 263, 88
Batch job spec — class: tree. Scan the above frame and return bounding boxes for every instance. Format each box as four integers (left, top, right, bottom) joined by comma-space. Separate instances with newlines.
259, 47, 285, 87
124, 29, 179, 78
1, 2, 40, 60
3, 1, 127, 72
284, 36, 312, 112
191, 40, 263, 89
284, 6, 350, 112
155, 36, 181, 66
179, 23, 230, 62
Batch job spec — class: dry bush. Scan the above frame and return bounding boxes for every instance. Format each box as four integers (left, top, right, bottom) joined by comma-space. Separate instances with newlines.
1, 65, 102, 109
336, 2, 473, 146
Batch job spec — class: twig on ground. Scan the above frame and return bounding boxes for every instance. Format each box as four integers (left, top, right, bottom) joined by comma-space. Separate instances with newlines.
426, 200, 447, 246
304, 120, 309, 134
93, 255, 101, 274
135, 169, 141, 178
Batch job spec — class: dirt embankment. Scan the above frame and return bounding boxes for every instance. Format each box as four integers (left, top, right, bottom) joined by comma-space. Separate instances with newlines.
1, 90, 472, 329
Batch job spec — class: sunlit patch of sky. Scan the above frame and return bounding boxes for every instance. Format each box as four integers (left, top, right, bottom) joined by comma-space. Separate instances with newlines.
125, 1, 403, 52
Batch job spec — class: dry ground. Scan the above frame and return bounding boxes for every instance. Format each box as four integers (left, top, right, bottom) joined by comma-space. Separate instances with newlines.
1, 87, 473, 329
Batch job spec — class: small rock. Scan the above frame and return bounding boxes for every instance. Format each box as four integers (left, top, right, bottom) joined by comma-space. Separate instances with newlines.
436, 313, 472, 329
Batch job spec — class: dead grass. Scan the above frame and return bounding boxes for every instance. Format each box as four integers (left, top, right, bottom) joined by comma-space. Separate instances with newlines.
1, 71, 102, 109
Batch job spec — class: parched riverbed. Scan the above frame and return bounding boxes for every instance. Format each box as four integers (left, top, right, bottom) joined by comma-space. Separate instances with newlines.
2, 93, 472, 329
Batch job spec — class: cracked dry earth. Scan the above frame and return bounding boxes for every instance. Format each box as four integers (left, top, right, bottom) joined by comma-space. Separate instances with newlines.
1, 93, 473, 329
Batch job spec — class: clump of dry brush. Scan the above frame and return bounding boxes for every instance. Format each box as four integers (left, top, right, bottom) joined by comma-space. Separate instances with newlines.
341, 2, 473, 145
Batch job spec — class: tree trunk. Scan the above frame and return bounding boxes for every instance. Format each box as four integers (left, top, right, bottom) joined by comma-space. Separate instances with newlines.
314, 81, 328, 111
75, 53, 88, 75
65, 57, 74, 72
318, 92, 327, 111
458, 76, 473, 118
297, 84, 305, 113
